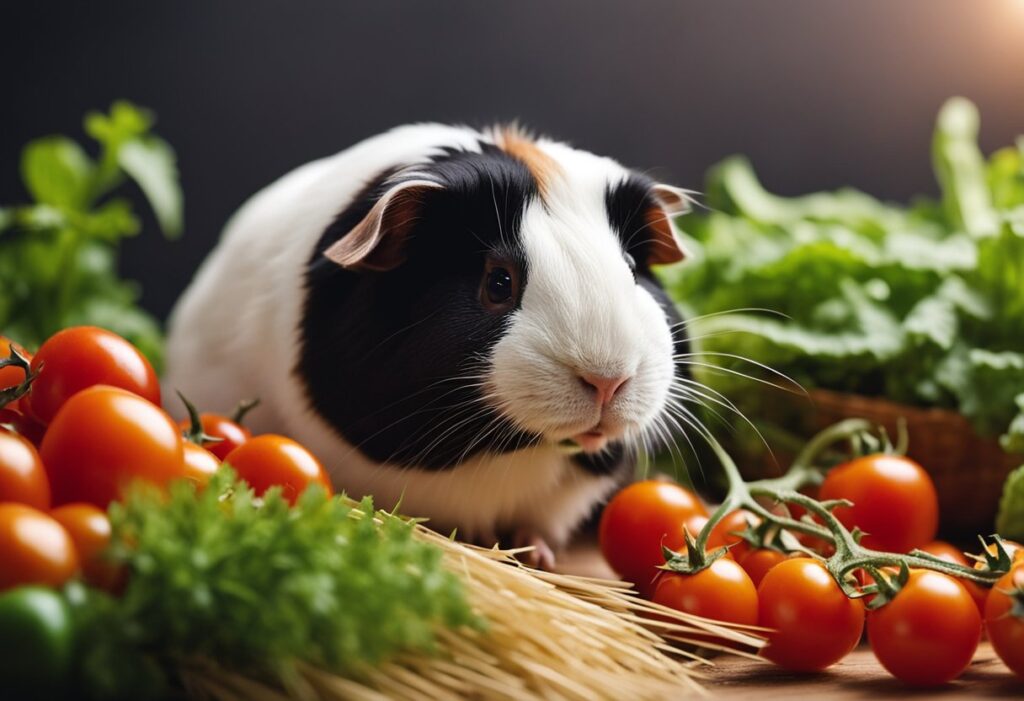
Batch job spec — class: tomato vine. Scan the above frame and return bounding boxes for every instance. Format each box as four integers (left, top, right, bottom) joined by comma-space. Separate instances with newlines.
664, 419, 1010, 607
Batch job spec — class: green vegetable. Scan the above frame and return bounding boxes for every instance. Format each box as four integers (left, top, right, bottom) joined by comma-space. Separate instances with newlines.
663, 98, 1024, 524
0, 586, 75, 701
997, 464, 1024, 540
0, 101, 181, 369
70, 469, 478, 699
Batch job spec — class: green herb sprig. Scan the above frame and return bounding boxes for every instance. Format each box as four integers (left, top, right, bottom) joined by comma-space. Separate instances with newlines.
0, 101, 182, 369
68, 469, 479, 700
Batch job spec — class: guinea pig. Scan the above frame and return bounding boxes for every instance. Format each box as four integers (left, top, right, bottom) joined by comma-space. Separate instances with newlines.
164, 123, 693, 568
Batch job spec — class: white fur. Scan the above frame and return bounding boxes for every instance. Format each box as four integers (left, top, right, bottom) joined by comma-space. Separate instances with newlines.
165, 124, 678, 549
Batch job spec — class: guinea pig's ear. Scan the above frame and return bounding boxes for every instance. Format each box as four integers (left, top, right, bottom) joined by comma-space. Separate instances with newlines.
323, 179, 443, 272
645, 184, 695, 266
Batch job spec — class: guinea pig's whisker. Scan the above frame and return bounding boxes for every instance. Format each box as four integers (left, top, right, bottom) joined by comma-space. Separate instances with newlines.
669, 307, 790, 330
675, 356, 805, 396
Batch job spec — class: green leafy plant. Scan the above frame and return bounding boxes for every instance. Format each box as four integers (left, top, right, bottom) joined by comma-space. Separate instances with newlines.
67, 469, 479, 700
661, 97, 1024, 536
0, 101, 182, 369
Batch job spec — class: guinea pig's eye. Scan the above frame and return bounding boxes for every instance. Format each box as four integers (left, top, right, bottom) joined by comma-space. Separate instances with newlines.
481, 258, 519, 311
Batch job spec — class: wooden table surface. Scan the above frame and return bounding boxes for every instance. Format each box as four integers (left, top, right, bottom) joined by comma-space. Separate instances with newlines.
558, 541, 1024, 699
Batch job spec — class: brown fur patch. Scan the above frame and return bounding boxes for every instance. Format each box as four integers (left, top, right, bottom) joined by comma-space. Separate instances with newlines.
495, 126, 561, 199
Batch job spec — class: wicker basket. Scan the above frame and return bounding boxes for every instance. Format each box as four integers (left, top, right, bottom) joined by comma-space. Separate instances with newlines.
776, 389, 1020, 536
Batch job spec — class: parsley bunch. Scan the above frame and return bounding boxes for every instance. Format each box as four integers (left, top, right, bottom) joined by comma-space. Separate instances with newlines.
69, 470, 479, 699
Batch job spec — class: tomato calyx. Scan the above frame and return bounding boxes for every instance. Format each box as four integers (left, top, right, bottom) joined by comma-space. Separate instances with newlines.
230, 398, 260, 425
176, 391, 225, 447
0, 344, 38, 408
660, 527, 730, 575
966, 535, 1019, 574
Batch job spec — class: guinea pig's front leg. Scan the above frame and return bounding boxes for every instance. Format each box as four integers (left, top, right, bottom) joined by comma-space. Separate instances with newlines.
511, 459, 626, 571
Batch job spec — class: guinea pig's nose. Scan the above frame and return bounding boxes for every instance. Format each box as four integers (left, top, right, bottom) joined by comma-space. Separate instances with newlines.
578, 372, 629, 406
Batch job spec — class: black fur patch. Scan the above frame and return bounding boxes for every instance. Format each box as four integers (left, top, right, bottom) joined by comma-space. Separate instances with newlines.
605, 174, 662, 273
297, 145, 541, 469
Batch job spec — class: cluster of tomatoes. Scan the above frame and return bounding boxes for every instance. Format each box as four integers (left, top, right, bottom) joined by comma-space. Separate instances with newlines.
0, 326, 334, 596
599, 454, 1024, 687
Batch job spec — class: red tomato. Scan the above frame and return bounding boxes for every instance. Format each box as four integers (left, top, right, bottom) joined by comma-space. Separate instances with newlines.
25, 326, 161, 425
738, 549, 789, 587
819, 454, 938, 553
181, 442, 220, 486
179, 413, 251, 461
49, 503, 119, 590
867, 570, 981, 685
652, 558, 758, 630
0, 409, 46, 446
40, 386, 186, 507
0, 503, 79, 591
0, 429, 50, 509
919, 540, 988, 613
985, 567, 1024, 678
706, 509, 759, 561
599, 481, 707, 590
225, 435, 333, 505
758, 558, 864, 671
0, 337, 31, 410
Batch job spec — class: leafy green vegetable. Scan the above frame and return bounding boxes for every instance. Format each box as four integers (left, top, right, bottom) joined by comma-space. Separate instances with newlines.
68, 469, 478, 699
997, 464, 1024, 541
663, 98, 1024, 525
0, 101, 181, 369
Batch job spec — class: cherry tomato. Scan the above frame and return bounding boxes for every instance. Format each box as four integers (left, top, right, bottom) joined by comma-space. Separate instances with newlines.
738, 548, 789, 587
49, 503, 119, 590
599, 481, 707, 590
182, 442, 220, 486
0, 429, 50, 509
652, 558, 758, 630
819, 454, 938, 553
0, 503, 79, 591
757, 557, 864, 671
867, 569, 981, 685
0, 408, 46, 446
179, 413, 251, 461
919, 540, 988, 612
985, 567, 1024, 678
0, 337, 31, 410
25, 326, 160, 425
40, 385, 185, 508
706, 509, 758, 561
225, 435, 333, 505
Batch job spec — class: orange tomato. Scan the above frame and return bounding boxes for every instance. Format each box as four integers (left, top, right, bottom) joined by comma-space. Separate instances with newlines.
985, 567, 1024, 678
49, 503, 119, 590
0, 429, 50, 509
919, 540, 988, 613
819, 454, 938, 553
40, 386, 186, 507
182, 442, 221, 486
0, 503, 79, 591
180, 413, 251, 461
758, 558, 864, 671
25, 326, 161, 425
598, 481, 707, 590
738, 548, 789, 587
225, 435, 333, 505
706, 509, 759, 561
867, 570, 981, 685
652, 558, 758, 629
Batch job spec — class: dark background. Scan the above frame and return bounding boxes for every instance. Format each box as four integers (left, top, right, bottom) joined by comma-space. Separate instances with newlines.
4, 0, 1024, 320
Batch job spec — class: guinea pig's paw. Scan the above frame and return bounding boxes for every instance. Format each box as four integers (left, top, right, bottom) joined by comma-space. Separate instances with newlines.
511, 529, 556, 571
